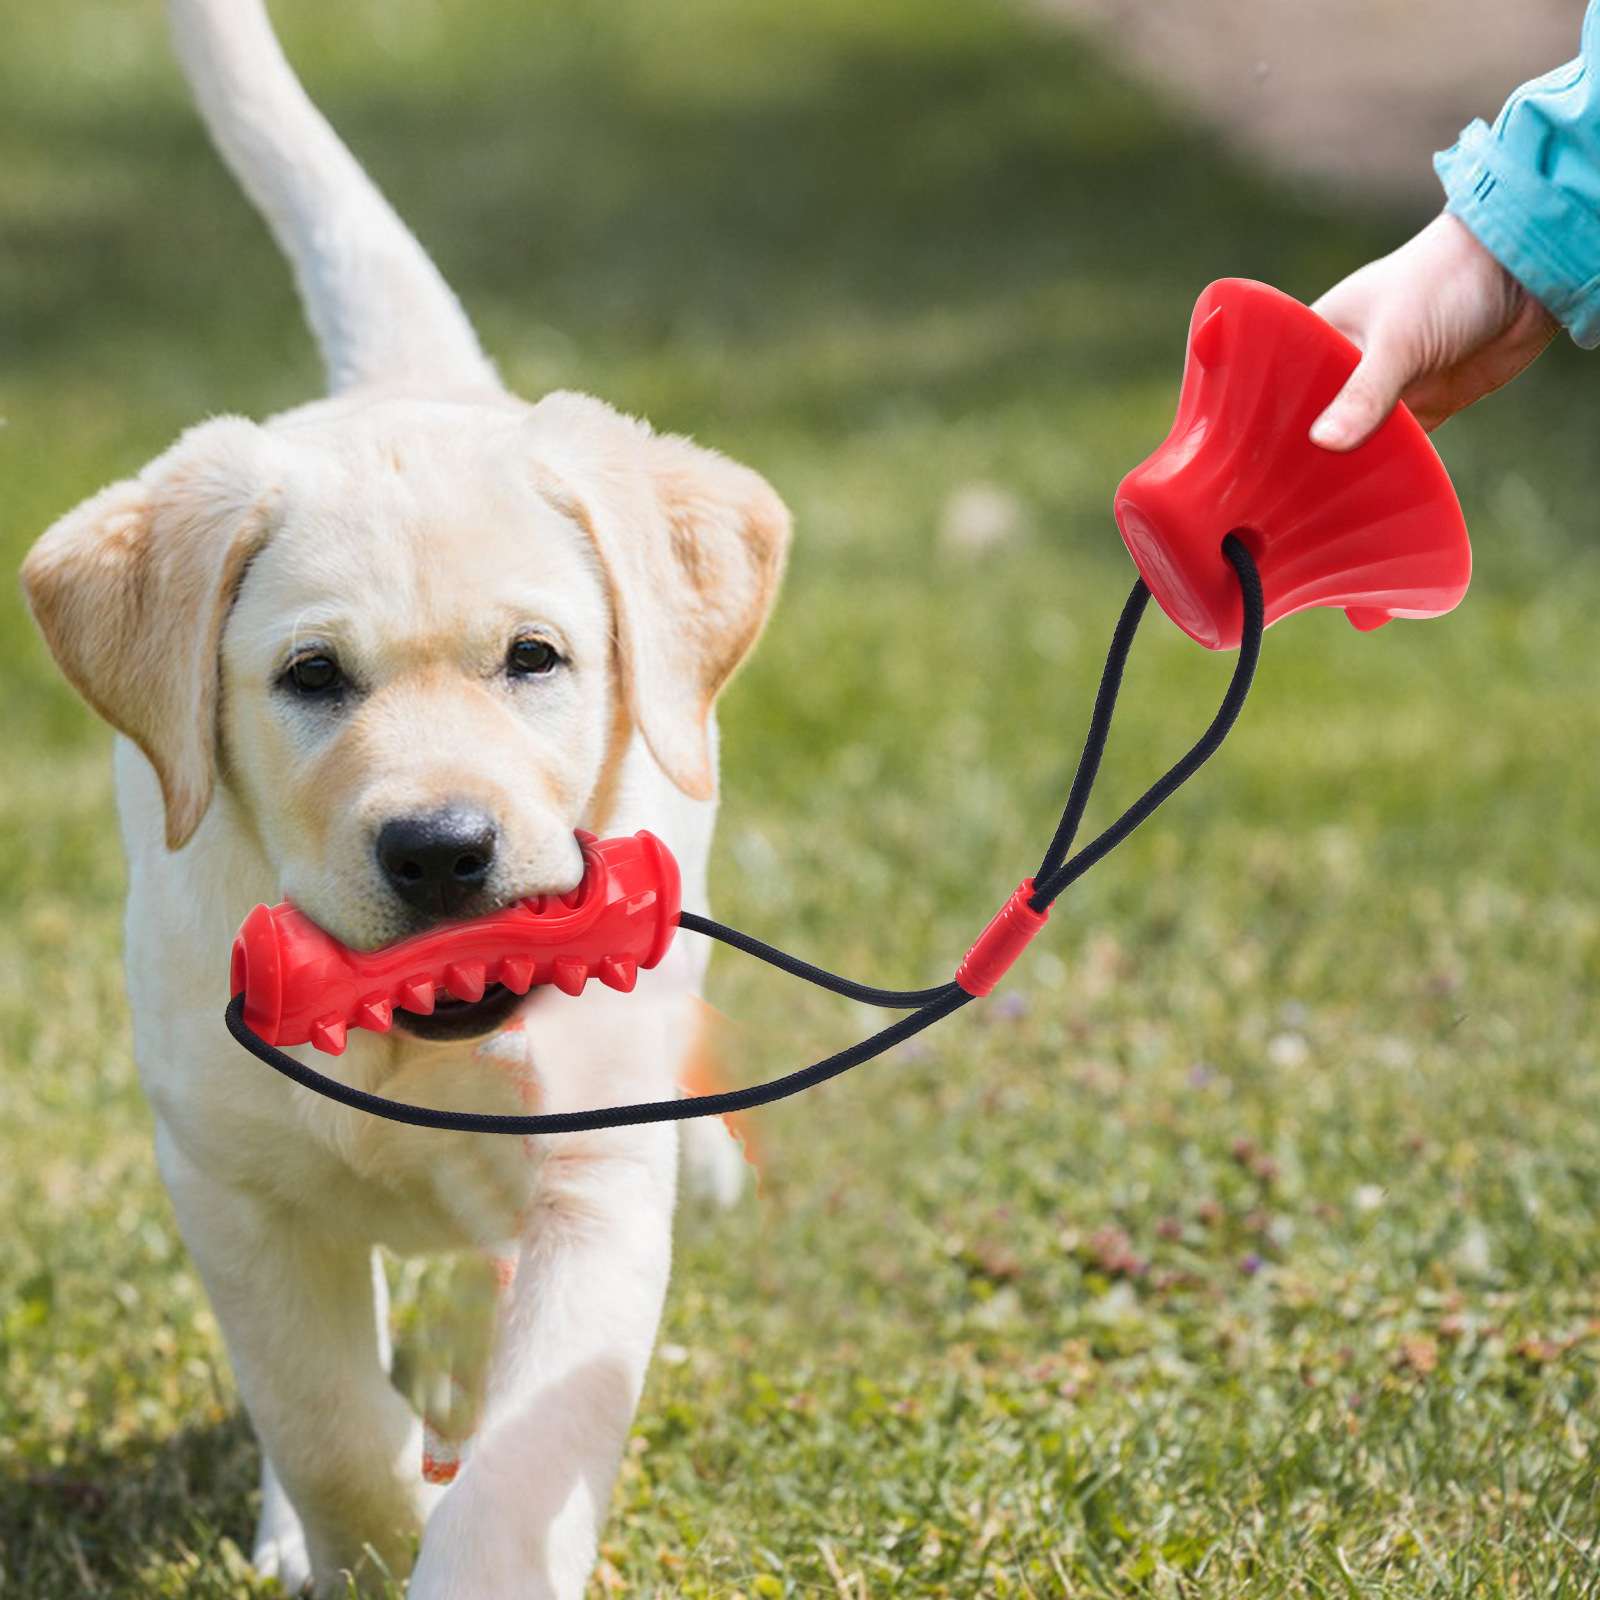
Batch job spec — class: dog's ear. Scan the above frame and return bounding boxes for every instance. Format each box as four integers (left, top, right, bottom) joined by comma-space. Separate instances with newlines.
21, 417, 278, 849
527, 393, 790, 800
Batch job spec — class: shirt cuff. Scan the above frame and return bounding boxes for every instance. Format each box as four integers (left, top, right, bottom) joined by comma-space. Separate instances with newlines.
1436, 118, 1600, 349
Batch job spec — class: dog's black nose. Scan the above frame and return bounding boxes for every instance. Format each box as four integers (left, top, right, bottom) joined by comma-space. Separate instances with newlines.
376, 808, 498, 917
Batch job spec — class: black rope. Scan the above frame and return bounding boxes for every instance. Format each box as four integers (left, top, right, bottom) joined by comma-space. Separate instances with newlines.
1033, 577, 1151, 887
225, 536, 1264, 1134
226, 985, 971, 1135
1030, 534, 1262, 911
676, 911, 952, 1009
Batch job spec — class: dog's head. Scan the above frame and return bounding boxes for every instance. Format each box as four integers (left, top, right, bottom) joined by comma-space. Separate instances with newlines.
23, 391, 787, 1036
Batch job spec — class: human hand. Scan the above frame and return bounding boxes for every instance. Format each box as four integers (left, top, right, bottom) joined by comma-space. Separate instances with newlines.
1309, 212, 1559, 450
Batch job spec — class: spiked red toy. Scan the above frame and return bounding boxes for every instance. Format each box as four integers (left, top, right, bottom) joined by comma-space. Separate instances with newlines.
230, 830, 680, 1055
1115, 278, 1472, 650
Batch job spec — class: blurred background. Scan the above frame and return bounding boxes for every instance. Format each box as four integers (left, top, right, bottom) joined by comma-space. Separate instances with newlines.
1051, 0, 1581, 200
4, 1, 1599, 1595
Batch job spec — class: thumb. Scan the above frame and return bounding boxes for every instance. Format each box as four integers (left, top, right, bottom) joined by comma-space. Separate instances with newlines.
1309, 338, 1413, 451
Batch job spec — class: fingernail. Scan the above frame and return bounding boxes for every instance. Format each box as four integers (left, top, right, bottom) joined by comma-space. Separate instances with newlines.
1309, 410, 1343, 448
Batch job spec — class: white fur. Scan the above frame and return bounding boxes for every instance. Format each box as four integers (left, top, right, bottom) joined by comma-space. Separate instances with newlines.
167, 0, 496, 395
134, 728, 704, 1593
22, 4, 789, 1594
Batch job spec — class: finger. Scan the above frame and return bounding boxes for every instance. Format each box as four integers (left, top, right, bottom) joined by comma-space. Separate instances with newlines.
1309, 337, 1413, 451
1404, 308, 1559, 434
1310, 261, 1379, 333
1309, 286, 1361, 330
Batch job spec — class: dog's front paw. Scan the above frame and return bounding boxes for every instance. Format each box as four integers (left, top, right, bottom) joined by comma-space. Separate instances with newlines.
253, 1468, 312, 1594
409, 1500, 518, 1600
411, 1477, 587, 1600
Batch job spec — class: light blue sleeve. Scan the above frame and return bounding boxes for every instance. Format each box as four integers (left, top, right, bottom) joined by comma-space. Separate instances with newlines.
1434, 1, 1600, 348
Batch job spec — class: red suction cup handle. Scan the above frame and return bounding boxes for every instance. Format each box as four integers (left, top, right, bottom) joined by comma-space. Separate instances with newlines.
230, 830, 681, 1055
1115, 278, 1472, 650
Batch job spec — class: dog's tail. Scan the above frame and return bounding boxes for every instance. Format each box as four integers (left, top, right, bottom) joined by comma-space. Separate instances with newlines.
167, 0, 498, 395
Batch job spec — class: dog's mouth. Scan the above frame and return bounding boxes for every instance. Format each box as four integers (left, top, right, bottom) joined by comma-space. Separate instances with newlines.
393, 981, 527, 1042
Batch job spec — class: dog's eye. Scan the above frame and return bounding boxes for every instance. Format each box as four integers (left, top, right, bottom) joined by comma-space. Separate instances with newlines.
507, 637, 562, 678
284, 653, 343, 695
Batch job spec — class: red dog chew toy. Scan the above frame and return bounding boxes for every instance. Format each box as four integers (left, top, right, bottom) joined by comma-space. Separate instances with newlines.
223, 277, 1476, 1138
1115, 278, 1472, 650
231, 830, 681, 1055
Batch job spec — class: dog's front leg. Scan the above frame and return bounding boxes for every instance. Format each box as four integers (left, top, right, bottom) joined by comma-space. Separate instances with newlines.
409, 1125, 676, 1600
157, 1128, 429, 1594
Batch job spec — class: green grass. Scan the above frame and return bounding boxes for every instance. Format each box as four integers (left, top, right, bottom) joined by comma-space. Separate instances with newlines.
5, 0, 1600, 1594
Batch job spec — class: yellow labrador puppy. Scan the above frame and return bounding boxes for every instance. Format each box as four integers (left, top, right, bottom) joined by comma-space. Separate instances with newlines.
21, 1, 787, 1593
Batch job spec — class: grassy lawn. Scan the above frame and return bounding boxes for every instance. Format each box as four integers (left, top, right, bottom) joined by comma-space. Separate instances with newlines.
5, 0, 1600, 1594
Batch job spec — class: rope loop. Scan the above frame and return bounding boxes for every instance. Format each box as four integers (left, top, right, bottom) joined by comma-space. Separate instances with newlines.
226, 536, 1264, 1134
